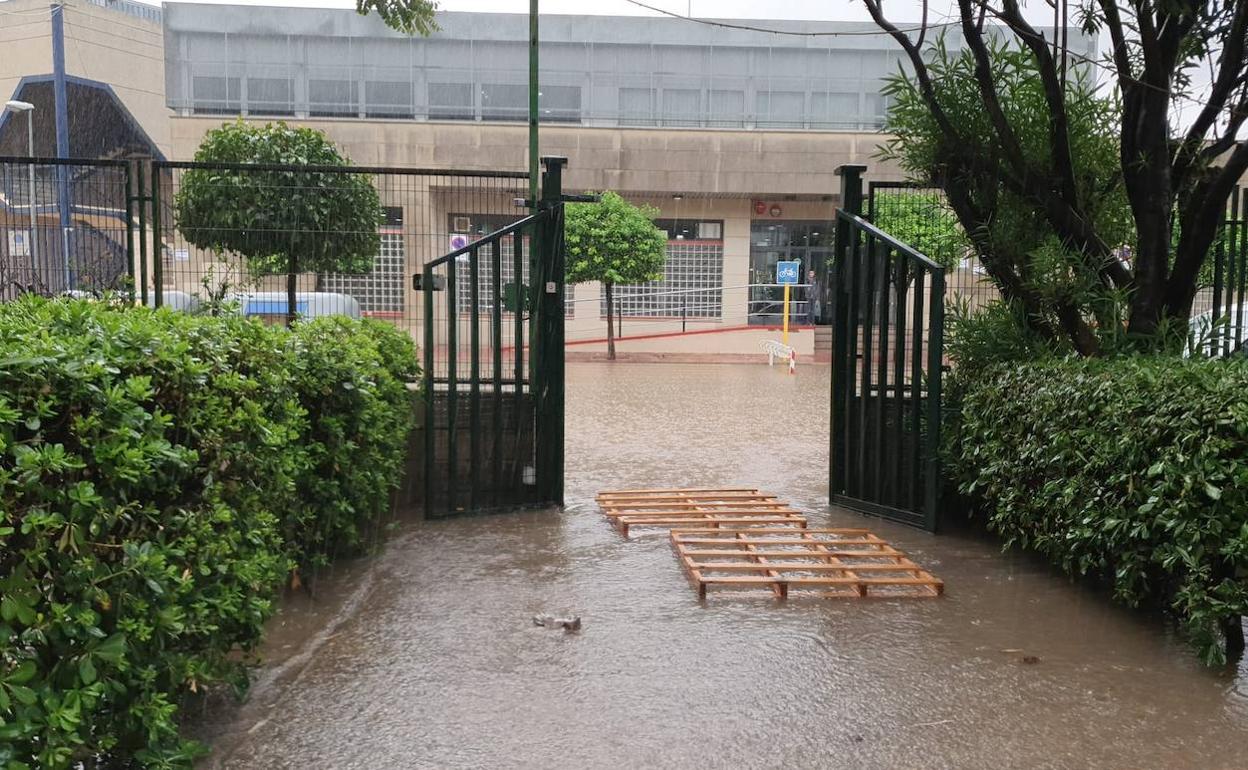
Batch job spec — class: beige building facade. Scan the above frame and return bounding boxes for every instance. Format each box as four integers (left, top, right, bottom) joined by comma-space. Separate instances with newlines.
1, 0, 991, 351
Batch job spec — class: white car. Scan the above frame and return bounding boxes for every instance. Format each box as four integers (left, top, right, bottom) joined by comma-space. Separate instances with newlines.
1186, 304, 1248, 357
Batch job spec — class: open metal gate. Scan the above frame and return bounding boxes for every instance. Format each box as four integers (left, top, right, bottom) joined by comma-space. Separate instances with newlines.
421, 157, 567, 517
830, 167, 945, 531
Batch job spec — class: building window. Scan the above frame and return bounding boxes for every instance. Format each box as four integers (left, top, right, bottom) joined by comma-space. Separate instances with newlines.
661, 88, 702, 127
309, 79, 358, 117
755, 90, 804, 128
810, 91, 860, 129
319, 206, 405, 315
481, 83, 527, 122
428, 82, 474, 120
364, 81, 414, 119
539, 85, 581, 123
603, 219, 725, 319
191, 75, 240, 115
709, 89, 744, 128
618, 87, 655, 126
247, 77, 294, 116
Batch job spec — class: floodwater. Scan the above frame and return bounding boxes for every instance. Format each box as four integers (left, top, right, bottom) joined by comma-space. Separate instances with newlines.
194, 362, 1248, 769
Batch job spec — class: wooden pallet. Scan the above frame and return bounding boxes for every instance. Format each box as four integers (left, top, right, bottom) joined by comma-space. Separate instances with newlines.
597, 488, 807, 537
671, 528, 944, 600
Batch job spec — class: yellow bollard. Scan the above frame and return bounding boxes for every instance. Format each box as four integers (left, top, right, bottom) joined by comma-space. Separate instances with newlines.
782, 283, 790, 346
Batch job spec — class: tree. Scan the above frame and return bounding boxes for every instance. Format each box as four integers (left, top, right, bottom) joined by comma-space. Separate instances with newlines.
356, 0, 438, 35
871, 189, 971, 270
176, 120, 383, 325
565, 191, 667, 360
864, 0, 1248, 354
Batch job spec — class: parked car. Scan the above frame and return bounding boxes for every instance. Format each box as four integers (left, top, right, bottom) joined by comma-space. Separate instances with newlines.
1186, 304, 1248, 357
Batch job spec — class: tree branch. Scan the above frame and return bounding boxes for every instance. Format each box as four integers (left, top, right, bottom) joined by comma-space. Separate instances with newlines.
956, 0, 1029, 176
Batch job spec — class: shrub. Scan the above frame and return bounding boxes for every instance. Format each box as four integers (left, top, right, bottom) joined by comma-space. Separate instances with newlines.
951, 354, 1248, 664
282, 318, 418, 571
0, 298, 417, 767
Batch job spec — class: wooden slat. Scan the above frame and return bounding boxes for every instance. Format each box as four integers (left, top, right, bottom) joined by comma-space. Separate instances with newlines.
673, 549, 903, 558
600, 487, 943, 599
598, 487, 760, 496
599, 499, 783, 511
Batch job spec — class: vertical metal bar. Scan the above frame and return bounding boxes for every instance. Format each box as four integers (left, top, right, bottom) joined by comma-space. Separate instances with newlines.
532, 156, 566, 506
136, 161, 148, 306
469, 243, 482, 512
150, 163, 163, 307
842, 221, 862, 496
514, 228, 524, 406
909, 269, 926, 511
924, 267, 945, 532
890, 249, 907, 509
1236, 187, 1247, 338
856, 233, 876, 500
492, 239, 504, 507
1227, 188, 1240, 357
528, 0, 540, 211
446, 254, 458, 512
872, 243, 891, 503
829, 214, 845, 501
123, 162, 135, 303
423, 264, 437, 517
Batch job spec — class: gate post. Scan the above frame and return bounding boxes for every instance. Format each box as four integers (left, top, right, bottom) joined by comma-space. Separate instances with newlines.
830, 164, 866, 504
532, 156, 567, 507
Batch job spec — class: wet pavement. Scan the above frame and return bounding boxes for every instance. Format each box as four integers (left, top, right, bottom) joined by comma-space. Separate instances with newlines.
194, 363, 1248, 769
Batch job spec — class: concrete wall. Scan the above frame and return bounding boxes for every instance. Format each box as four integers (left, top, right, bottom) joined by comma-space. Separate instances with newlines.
63, 1, 170, 156
167, 115, 904, 193
0, 0, 52, 105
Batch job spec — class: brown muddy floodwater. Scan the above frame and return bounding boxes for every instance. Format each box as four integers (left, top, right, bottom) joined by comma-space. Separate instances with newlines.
194, 362, 1248, 769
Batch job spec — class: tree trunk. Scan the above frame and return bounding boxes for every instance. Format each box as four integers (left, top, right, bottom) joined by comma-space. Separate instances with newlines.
606, 281, 616, 361
1224, 615, 1246, 663
286, 254, 298, 328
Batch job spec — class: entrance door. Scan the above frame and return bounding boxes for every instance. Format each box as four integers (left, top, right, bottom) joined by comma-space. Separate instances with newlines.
749, 220, 833, 325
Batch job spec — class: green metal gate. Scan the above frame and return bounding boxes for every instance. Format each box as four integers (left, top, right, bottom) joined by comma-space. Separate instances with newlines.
830, 167, 945, 531
420, 156, 568, 517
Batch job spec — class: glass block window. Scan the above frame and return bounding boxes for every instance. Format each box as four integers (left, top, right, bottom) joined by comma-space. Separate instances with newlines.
450, 213, 573, 316
320, 206, 405, 314
602, 220, 725, 318
309, 79, 358, 117
247, 77, 294, 116
191, 76, 241, 114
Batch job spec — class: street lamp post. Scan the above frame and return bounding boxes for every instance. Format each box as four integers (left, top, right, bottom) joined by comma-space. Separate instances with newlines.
5, 100, 36, 281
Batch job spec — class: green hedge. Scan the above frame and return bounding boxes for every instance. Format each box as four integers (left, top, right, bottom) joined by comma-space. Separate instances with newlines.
951, 355, 1248, 664
0, 298, 417, 768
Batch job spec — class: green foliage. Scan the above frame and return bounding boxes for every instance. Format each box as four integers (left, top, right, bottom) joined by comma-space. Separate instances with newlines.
950, 354, 1248, 665
871, 191, 969, 270
175, 120, 383, 278
283, 318, 418, 568
565, 191, 667, 286
0, 298, 417, 767
356, 0, 438, 35
881, 37, 1134, 350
